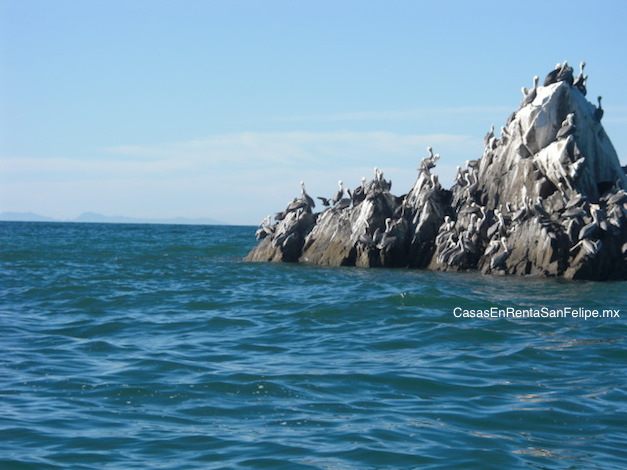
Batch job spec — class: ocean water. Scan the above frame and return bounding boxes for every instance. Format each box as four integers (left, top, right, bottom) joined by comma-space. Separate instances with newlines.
1, 221, 626, 470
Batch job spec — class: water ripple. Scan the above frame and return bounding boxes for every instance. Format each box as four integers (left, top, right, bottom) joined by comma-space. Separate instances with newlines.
1, 222, 626, 469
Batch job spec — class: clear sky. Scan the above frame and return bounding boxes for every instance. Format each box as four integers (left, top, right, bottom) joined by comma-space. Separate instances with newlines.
2, 0, 626, 225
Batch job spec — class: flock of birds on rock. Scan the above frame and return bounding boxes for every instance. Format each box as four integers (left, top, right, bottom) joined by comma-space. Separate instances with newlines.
252, 60, 627, 276
430, 60, 626, 273
434, 183, 627, 273
255, 167, 396, 243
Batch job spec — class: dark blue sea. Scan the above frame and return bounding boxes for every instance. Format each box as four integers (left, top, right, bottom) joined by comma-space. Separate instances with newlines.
1, 221, 626, 470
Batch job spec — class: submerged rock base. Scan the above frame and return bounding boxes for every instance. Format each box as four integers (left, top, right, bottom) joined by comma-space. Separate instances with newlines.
246, 63, 627, 281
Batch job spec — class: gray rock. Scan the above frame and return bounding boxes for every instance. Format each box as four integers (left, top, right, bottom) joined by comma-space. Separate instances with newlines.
245, 62, 627, 281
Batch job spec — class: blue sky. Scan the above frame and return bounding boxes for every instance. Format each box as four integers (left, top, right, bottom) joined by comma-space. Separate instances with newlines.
2, 0, 626, 225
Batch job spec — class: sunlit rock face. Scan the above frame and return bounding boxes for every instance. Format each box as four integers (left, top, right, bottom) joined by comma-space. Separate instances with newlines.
245, 63, 627, 281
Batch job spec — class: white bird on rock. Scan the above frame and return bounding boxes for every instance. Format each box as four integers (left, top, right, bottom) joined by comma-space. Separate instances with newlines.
332, 180, 344, 205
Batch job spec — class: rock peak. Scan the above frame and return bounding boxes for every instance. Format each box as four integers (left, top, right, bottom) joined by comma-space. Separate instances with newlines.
246, 63, 627, 281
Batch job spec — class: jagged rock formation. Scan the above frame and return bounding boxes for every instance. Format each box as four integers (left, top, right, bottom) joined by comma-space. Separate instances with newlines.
245, 62, 627, 281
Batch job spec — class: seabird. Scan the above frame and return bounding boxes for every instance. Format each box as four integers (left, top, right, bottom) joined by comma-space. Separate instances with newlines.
281, 232, 297, 249
447, 243, 466, 266
483, 238, 502, 257
556, 61, 574, 85
350, 177, 368, 206
317, 196, 331, 206
569, 157, 585, 179
374, 167, 383, 181
561, 205, 587, 219
490, 238, 510, 270
466, 159, 480, 169
543, 63, 562, 86
607, 205, 623, 231
419, 148, 440, 173
570, 239, 602, 258
358, 230, 374, 247
556, 113, 576, 140
334, 198, 351, 210
377, 233, 397, 251
439, 238, 464, 265
510, 203, 527, 224
300, 181, 316, 209
565, 193, 587, 209
460, 202, 481, 215
594, 96, 604, 122
486, 220, 500, 240
520, 76, 539, 107
258, 215, 272, 227
606, 190, 627, 206
256, 214, 274, 240
595, 207, 609, 232
255, 224, 275, 241
332, 180, 344, 205
286, 198, 308, 214
573, 61, 587, 95
578, 208, 599, 240
373, 167, 391, 191
484, 125, 495, 146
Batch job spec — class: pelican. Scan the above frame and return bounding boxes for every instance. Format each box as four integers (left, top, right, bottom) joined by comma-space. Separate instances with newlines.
543, 63, 563, 86
447, 244, 466, 265
379, 217, 404, 249
439, 238, 464, 265
335, 197, 351, 210
332, 180, 344, 205
317, 196, 331, 206
556, 113, 576, 140
570, 239, 602, 258
594, 96, 604, 122
565, 193, 586, 209
358, 230, 374, 247
258, 215, 271, 227
374, 167, 383, 181
556, 61, 574, 85
490, 238, 510, 270
607, 205, 623, 231
569, 157, 585, 179
349, 177, 368, 206
256, 214, 273, 240
561, 205, 586, 219
419, 148, 440, 173
377, 233, 397, 251
520, 76, 539, 107
483, 125, 495, 146
285, 198, 308, 214
300, 181, 315, 208
484, 237, 502, 257
578, 208, 599, 240
466, 159, 480, 169
606, 190, 627, 206
573, 61, 587, 95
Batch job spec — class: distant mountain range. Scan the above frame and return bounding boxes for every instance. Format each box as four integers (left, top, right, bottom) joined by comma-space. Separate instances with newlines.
0, 211, 226, 225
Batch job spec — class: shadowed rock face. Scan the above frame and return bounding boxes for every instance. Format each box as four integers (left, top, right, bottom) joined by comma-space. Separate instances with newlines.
245, 63, 627, 281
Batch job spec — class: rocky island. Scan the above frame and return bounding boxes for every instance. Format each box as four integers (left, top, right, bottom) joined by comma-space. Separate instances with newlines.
245, 62, 627, 281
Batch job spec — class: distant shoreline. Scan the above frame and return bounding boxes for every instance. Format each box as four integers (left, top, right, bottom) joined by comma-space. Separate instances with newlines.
0, 211, 228, 226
